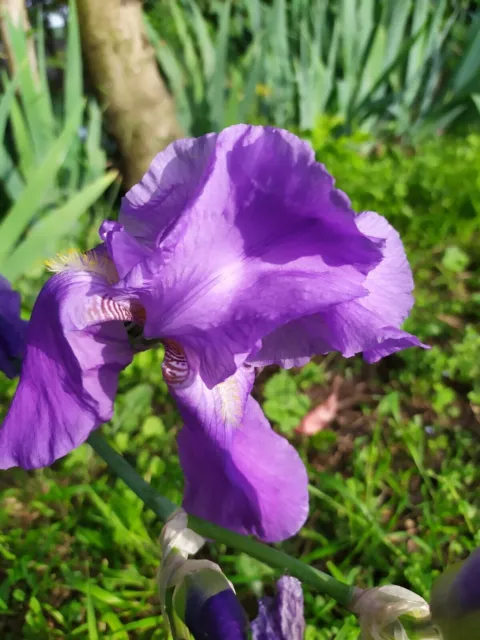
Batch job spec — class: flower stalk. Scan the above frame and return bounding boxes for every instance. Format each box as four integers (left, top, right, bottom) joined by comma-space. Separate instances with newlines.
87, 431, 355, 608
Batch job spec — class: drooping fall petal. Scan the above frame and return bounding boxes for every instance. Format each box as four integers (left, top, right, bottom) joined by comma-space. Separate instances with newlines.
0, 265, 133, 469
166, 359, 308, 542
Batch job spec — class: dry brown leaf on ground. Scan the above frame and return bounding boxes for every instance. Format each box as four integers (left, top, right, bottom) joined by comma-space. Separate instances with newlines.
296, 377, 342, 435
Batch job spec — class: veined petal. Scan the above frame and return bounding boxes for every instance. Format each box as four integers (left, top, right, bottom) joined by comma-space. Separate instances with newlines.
168, 363, 308, 541
0, 270, 133, 469
166, 355, 255, 448
120, 134, 218, 248
99, 220, 153, 280
0, 275, 27, 378
250, 211, 427, 367
121, 126, 382, 387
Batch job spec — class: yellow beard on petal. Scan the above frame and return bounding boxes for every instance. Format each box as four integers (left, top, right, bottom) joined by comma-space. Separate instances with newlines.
45, 249, 119, 284
216, 375, 243, 428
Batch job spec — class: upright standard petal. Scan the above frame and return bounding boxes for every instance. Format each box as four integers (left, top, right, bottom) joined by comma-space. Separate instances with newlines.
0, 266, 134, 469
166, 351, 308, 541
115, 125, 383, 388
0, 275, 27, 378
250, 211, 427, 367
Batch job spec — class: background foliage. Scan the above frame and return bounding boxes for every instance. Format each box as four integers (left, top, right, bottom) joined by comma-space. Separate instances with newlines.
0, 1, 479, 638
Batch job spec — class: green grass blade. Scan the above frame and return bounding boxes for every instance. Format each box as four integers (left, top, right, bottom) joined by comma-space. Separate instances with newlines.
64, 0, 83, 189
340, 0, 356, 79
86, 580, 99, 640
423, 0, 447, 59
422, 105, 466, 138
3, 19, 52, 157
9, 94, 35, 178
0, 148, 25, 202
35, 8, 55, 135
405, 0, 429, 100
236, 39, 262, 123
2, 171, 117, 281
472, 94, 480, 114
0, 73, 19, 138
85, 101, 107, 182
245, 0, 262, 33
145, 16, 192, 132
385, 0, 411, 72
0, 102, 84, 266
101, 612, 129, 639
451, 15, 480, 96
268, 0, 294, 125
208, 0, 231, 130
0, 74, 25, 202
357, 0, 375, 62
169, 0, 203, 103
64, 0, 83, 122
354, 23, 428, 122
356, 22, 387, 104
189, 0, 215, 79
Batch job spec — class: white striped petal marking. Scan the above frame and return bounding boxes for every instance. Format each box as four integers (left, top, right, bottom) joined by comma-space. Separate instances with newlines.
162, 340, 190, 386
85, 297, 145, 325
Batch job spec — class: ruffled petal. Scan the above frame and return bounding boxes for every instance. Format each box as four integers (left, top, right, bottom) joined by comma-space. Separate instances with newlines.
99, 221, 153, 280
120, 134, 217, 248
169, 364, 308, 541
0, 275, 27, 378
120, 126, 382, 387
250, 211, 427, 367
0, 270, 133, 469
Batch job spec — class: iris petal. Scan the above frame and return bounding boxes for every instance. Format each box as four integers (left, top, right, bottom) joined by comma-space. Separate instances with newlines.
0, 270, 133, 469
116, 125, 382, 388
0, 275, 27, 378
168, 366, 308, 541
250, 211, 427, 367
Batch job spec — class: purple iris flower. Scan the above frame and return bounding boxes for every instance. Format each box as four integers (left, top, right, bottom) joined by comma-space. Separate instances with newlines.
0, 275, 27, 378
0, 125, 425, 541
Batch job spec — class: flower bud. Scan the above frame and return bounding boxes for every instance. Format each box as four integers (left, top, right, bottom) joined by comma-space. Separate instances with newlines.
430, 548, 480, 640
251, 576, 305, 640
0, 275, 26, 378
351, 585, 437, 639
158, 509, 248, 639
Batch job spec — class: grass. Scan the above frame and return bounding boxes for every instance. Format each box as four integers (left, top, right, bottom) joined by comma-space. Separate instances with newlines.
1, 130, 480, 639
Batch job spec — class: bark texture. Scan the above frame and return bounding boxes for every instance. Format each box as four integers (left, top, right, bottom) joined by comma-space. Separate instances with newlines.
77, 0, 183, 188
0, 0, 39, 84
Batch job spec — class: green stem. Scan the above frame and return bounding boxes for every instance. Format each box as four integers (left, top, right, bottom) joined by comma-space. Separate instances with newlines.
88, 431, 355, 608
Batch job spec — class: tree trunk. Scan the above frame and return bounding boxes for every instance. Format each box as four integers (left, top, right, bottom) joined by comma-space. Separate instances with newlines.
0, 0, 39, 84
77, 0, 183, 188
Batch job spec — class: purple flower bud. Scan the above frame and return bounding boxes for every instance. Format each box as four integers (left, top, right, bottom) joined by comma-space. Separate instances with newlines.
450, 548, 480, 614
185, 582, 249, 640
431, 548, 480, 640
251, 576, 305, 640
0, 275, 26, 378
